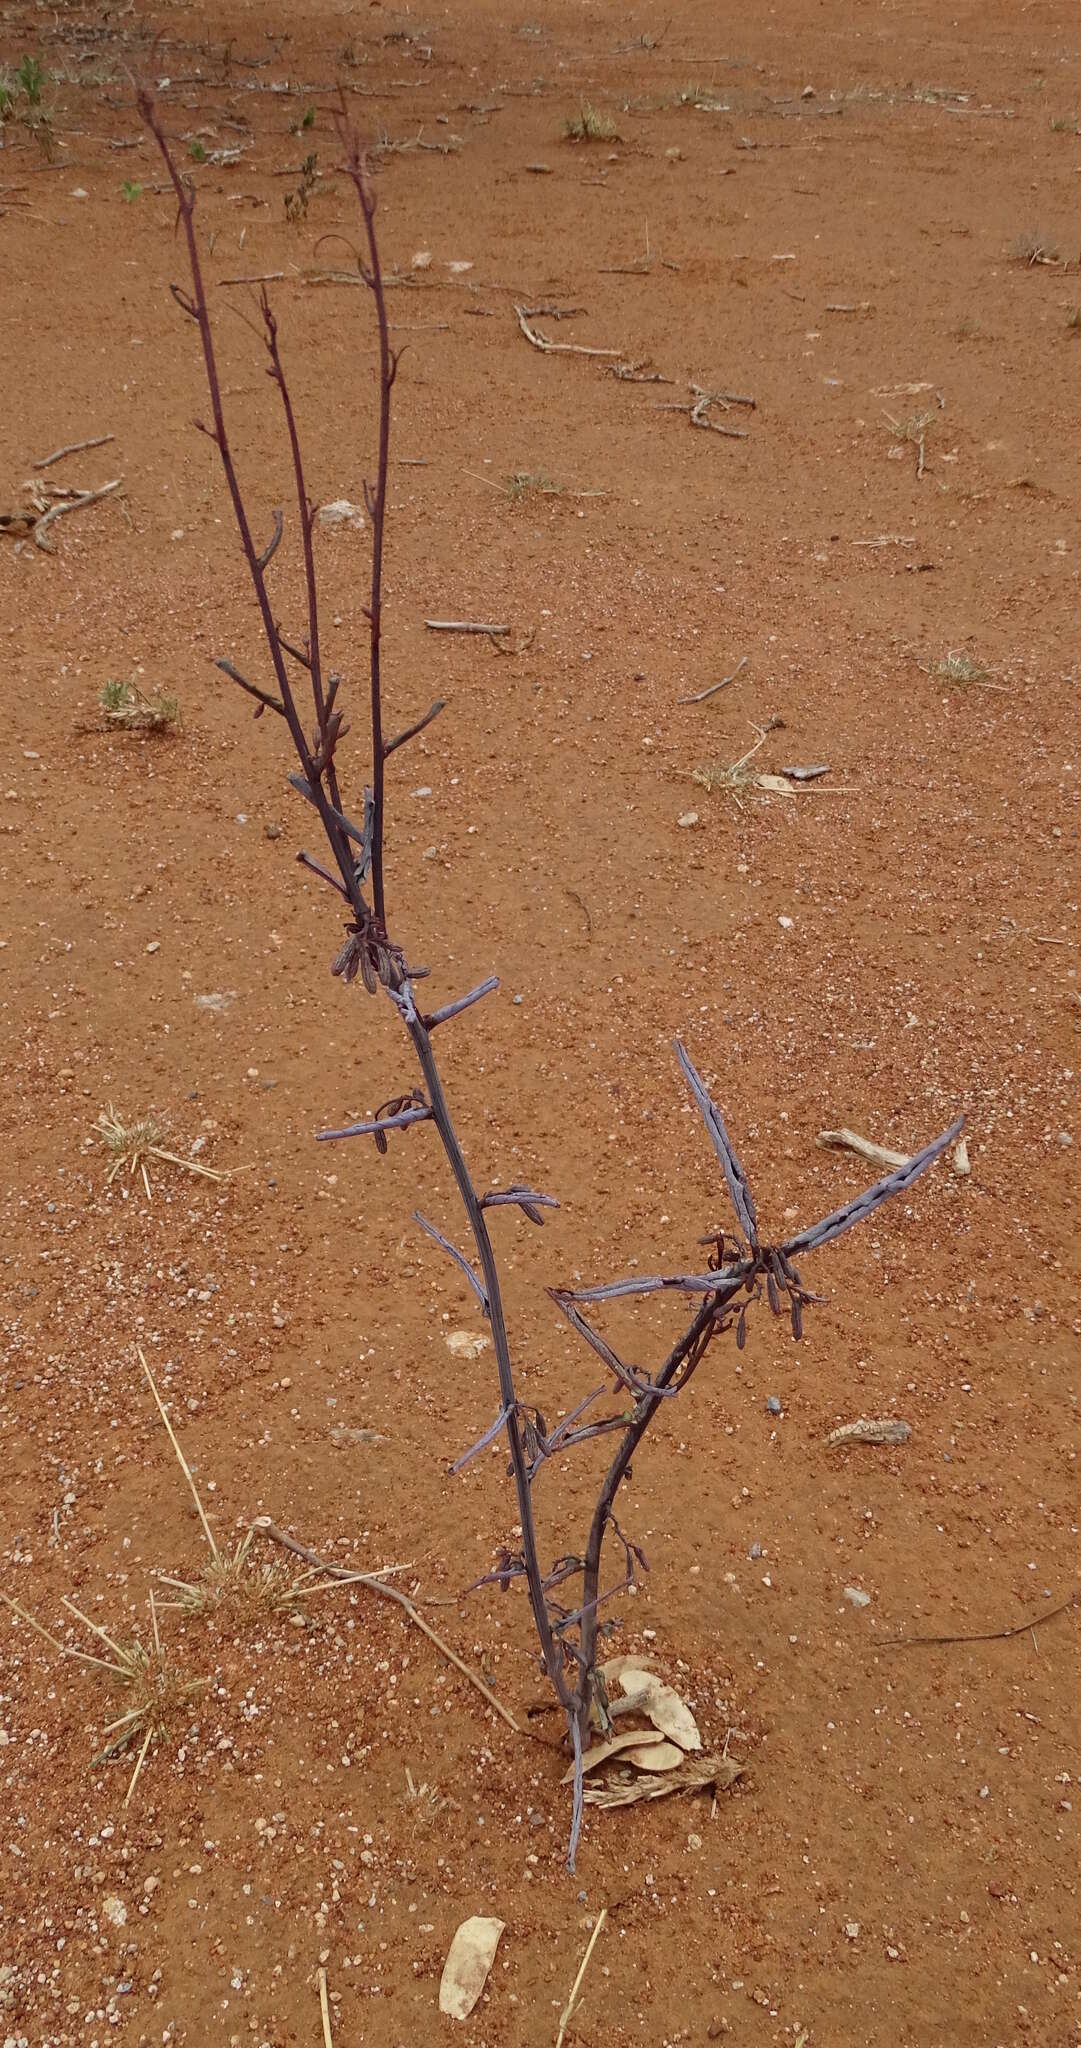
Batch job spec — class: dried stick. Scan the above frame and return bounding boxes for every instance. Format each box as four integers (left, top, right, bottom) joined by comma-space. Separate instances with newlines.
33, 479, 123, 551
678, 654, 748, 706
138, 1348, 220, 1561
425, 619, 511, 636
317, 1967, 334, 2048
252, 1518, 521, 1731
33, 433, 115, 469
555, 1908, 607, 2048
882, 1589, 1079, 1650
514, 303, 624, 359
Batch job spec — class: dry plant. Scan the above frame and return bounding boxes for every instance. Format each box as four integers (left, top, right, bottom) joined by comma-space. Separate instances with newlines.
94, 1105, 227, 1198
0, 1587, 209, 1806
138, 86, 962, 1866
1010, 228, 1060, 266
936, 649, 990, 687
563, 100, 619, 142
100, 677, 180, 732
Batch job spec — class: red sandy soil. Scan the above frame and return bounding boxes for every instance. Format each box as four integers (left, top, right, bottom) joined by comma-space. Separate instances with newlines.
1, 0, 1079, 2041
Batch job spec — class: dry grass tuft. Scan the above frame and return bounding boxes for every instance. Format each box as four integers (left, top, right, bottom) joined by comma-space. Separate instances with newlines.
100, 678, 180, 732
94, 1106, 227, 1198
936, 649, 990, 687
563, 100, 619, 142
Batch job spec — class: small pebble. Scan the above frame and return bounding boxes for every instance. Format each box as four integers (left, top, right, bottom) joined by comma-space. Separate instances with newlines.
264, 822, 283, 840
778, 915, 794, 930
749, 1541, 762, 1560
677, 811, 699, 828
843, 1586, 871, 1609
766, 1396, 782, 1415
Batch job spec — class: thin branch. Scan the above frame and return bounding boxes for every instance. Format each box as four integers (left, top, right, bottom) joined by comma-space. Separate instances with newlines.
678, 654, 748, 706
215, 657, 286, 717
782, 1115, 964, 1256
480, 1185, 560, 1224
424, 976, 499, 1028
514, 303, 624, 359
256, 505, 284, 570
34, 432, 115, 469
296, 849, 350, 898
675, 1039, 758, 1245
317, 1105, 433, 1142
32, 479, 123, 552
384, 698, 446, 755
414, 1210, 490, 1313
252, 1519, 520, 1732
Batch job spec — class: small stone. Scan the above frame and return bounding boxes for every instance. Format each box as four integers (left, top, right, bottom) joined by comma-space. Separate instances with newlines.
766, 1396, 782, 1416
102, 1896, 127, 1927
801, 84, 816, 98
843, 1586, 871, 1609
749, 1542, 762, 1560
677, 810, 699, 828
952, 1137, 970, 1176
146, 940, 160, 955
318, 499, 365, 531
1060, 1131, 1073, 1148
778, 914, 794, 930
264, 822, 283, 840
844, 1920, 860, 1939
412, 785, 433, 798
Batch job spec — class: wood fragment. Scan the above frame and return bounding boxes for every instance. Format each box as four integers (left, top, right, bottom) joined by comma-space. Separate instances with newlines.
252, 1518, 521, 1732
425, 619, 510, 636
816, 1128, 911, 1170
33, 479, 124, 552
217, 271, 286, 286
514, 303, 624, 359
883, 1589, 1079, 1651
318, 1967, 333, 2048
34, 433, 115, 470
555, 1909, 607, 2048
826, 1418, 911, 1447
678, 655, 748, 706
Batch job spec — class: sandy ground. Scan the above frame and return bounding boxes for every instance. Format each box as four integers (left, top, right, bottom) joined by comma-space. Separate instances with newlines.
1, 0, 1079, 2041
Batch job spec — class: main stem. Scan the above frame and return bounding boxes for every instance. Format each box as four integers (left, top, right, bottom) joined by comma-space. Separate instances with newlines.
403, 994, 573, 1711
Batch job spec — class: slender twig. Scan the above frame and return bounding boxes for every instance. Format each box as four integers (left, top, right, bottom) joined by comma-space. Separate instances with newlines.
33, 432, 115, 469
252, 1519, 521, 1731
556, 1906, 607, 2048
678, 654, 748, 706
425, 619, 511, 636
33, 479, 123, 551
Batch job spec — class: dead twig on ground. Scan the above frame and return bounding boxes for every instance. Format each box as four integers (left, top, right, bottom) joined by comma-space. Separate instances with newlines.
883, 1590, 1079, 1649
34, 433, 115, 469
678, 654, 748, 705
252, 1519, 521, 1732
425, 618, 510, 636
32, 478, 124, 551
318, 1967, 334, 2048
514, 303, 624, 359
817, 1128, 911, 1170
658, 384, 753, 438
556, 1909, 608, 2048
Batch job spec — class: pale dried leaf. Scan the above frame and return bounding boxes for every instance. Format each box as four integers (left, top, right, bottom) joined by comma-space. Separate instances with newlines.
560, 1728, 665, 1785
753, 773, 797, 796
626, 1739, 685, 1771
438, 1916, 504, 2020
584, 1753, 743, 1808
600, 1655, 702, 1753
